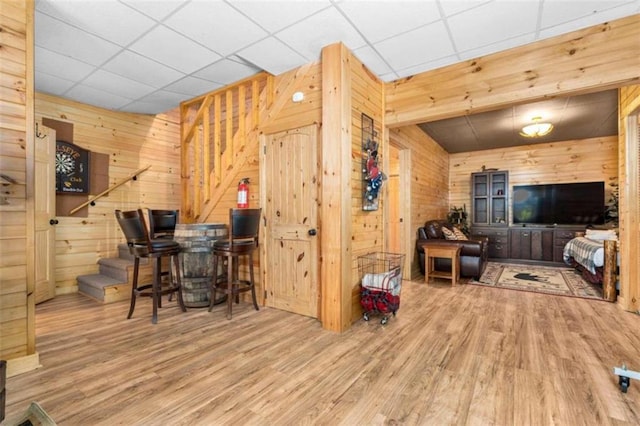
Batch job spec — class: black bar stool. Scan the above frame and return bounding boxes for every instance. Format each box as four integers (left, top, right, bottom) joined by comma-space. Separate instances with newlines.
148, 209, 179, 239
209, 208, 261, 319
115, 209, 186, 324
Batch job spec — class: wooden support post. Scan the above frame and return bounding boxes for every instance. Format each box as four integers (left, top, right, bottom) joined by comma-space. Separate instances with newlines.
603, 239, 617, 302
320, 43, 352, 332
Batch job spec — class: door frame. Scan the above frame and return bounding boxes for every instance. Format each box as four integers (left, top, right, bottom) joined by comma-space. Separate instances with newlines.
385, 138, 412, 278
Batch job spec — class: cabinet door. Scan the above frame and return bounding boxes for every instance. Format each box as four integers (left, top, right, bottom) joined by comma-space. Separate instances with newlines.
489, 172, 508, 225
471, 171, 508, 226
472, 173, 489, 225
510, 229, 531, 259
531, 230, 554, 261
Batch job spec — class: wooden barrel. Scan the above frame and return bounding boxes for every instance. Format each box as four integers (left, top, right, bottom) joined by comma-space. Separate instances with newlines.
174, 223, 227, 308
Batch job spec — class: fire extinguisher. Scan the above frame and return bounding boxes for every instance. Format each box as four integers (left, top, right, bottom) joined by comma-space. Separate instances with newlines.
237, 178, 249, 208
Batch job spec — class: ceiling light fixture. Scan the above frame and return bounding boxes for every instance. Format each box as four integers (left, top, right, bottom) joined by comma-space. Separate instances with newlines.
520, 116, 554, 137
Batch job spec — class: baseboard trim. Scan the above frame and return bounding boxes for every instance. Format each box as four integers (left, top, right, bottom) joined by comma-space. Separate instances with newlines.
6, 353, 41, 378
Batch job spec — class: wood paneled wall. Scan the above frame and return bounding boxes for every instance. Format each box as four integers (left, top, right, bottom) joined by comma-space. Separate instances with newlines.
449, 136, 619, 224
389, 126, 450, 279
349, 51, 385, 323
35, 93, 181, 295
0, 0, 34, 368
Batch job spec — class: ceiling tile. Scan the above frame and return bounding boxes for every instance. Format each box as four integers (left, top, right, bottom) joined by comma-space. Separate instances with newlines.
119, 97, 181, 113
373, 20, 454, 72
447, 1, 540, 52
35, 12, 122, 66
164, 76, 222, 97
338, 1, 442, 44
137, 90, 188, 105
193, 59, 262, 85
120, 0, 186, 21
538, 2, 640, 39
421, 90, 619, 153
566, 89, 617, 107
238, 37, 308, 75
439, 0, 493, 18
276, 7, 367, 61
65, 84, 133, 110
35, 47, 96, 81
118, 99, 175, 114
128, 26, 222, 74
82, 70, 157, 99
352, 45, 392, 76
231, 0, 331, 33
102, 51, 185, 88
515, 99, 566, 123
540, 0, 631, 28
35, 71, 76, 95
163, 1, 268, 56
35, 0, 157, 47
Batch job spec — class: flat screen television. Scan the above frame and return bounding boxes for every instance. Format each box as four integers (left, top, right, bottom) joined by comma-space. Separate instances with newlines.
512, 181, 605, 226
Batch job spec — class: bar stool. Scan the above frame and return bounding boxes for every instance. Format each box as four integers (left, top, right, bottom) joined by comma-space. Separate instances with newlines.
148, 209, 179, 301
148, 209, 179, 239
115, 209, 186, 323
209, 208, 261, 319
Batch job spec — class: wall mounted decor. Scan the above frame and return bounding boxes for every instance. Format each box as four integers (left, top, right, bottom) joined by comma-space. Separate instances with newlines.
55, 140, 90, 194
361, 113, 385, 211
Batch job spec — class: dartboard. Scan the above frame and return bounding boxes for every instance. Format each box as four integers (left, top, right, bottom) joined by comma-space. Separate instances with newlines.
56, 152, 75, 174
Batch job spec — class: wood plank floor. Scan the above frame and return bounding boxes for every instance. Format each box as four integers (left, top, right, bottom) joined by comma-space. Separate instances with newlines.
5, 280, 640, 425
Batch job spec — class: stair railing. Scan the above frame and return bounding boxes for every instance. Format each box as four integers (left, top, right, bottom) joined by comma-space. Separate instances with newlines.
68, 165, 152, 215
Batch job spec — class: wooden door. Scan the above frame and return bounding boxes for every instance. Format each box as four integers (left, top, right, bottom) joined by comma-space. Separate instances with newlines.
262, 125, 319, 318
34, 122, 56, 303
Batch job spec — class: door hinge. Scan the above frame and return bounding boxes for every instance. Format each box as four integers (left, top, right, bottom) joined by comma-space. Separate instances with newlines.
263, 290, 267, 300
263, 145, 266, 155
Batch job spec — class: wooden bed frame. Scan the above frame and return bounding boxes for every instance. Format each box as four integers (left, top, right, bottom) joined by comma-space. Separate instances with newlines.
568, 239, 618, 302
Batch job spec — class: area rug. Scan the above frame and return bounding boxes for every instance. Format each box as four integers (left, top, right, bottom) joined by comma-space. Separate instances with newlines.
470, 262, 604, 300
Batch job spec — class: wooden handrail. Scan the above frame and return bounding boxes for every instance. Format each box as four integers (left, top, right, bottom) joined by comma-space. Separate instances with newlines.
69, 165, 152, 215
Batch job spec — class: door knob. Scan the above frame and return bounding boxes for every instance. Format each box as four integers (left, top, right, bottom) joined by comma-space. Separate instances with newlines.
308, 228, 317, 236
49, 219, 59, 225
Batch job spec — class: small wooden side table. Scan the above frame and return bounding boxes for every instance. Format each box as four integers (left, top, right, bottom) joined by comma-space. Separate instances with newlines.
423, 244, 461, 286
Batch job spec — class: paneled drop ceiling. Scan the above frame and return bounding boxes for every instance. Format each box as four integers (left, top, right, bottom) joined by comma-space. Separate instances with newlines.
35, 0, 640, 117
418, 89, 619, 153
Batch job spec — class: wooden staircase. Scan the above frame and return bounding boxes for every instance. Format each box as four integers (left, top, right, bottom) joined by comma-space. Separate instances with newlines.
77, 244, 153, 303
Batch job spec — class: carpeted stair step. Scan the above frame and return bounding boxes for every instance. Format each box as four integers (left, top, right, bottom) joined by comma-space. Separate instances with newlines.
77, 273, 127, 302
97, 257, 134, 282
76, 246, 153, 304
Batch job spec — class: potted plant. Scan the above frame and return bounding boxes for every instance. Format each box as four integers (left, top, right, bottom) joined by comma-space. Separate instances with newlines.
447, 205, 469, 235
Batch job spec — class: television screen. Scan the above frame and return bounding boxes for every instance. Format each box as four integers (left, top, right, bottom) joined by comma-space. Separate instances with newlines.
512, 181, 605, 225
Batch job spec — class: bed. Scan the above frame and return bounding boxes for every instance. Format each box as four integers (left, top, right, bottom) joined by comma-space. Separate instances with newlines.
562, 229, 618, 300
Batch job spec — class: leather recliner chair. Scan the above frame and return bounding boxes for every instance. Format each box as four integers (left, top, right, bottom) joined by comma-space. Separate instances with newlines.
416, 220, 488, 280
